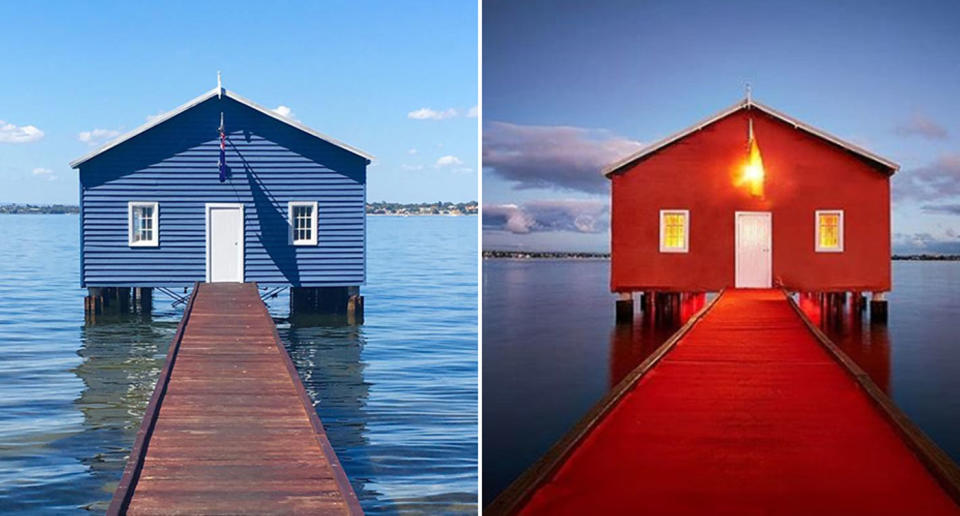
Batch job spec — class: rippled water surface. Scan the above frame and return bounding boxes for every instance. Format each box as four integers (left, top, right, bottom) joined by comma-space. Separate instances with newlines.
482, 258, 960, 505
0, 214, 477, 514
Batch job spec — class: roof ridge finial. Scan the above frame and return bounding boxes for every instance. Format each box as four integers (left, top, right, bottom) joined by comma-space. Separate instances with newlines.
746, 82, 752, 105
217, 71, 222, 98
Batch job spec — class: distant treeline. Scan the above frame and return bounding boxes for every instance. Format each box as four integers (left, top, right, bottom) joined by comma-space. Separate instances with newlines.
0, 204, 79, 214
892, 254, 960, 261
367, 201, 477, 215
0, 202, 478, 216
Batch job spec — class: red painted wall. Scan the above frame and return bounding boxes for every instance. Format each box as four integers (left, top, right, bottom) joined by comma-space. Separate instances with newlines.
611, 108, 891, 293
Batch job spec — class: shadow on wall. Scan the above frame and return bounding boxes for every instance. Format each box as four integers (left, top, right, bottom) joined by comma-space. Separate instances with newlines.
234, 144, 302, 286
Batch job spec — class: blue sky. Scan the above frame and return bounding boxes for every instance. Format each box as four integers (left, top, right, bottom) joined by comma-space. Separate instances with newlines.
482, 0, 960, 253
0, 2, 477, 204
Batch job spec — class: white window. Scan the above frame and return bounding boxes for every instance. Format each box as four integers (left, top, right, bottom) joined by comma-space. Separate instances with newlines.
289, 201, 318, 246
128, 202, 159, 247
815, 210, 844, 252
659, 209, 689, 253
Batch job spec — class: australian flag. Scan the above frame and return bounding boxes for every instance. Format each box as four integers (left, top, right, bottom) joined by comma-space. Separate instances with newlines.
218, 113, 227, 182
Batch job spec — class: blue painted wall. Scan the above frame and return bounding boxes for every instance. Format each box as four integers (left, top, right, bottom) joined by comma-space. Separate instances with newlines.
78, 96, 368, 288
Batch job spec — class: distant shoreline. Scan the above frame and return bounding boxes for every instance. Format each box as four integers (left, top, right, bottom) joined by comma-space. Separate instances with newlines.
483, 250, 611, 260
0, 202, 478, 216
484, 250, 960, 261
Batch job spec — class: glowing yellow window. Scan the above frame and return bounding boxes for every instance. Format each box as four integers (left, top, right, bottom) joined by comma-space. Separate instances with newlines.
659, 210, 689, 253
815, 210, 844, 252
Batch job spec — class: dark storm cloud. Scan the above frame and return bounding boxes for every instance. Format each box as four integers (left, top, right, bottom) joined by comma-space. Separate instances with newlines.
482, 121, 643, 194
893, 153, 960, 201
482, 200, 609, 234
894, 113, 948, 140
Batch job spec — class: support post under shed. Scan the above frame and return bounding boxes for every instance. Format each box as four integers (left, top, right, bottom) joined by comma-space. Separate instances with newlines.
84, 287, 153, 322
615, 292, 633, 325
290, 286, 364, 325
870, 292, 888, 324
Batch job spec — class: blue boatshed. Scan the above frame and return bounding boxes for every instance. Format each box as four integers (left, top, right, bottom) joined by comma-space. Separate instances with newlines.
71, 84, 371, 318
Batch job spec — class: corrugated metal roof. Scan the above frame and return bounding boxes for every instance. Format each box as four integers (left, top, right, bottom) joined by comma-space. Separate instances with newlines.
602, 98, 899, 177
70, 87, 374, 168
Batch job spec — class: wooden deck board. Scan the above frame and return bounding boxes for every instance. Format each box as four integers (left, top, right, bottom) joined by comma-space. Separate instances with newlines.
111, 282, 361, 515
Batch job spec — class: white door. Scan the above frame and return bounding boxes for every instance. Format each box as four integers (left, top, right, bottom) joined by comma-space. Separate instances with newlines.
206, 204, 244, 283
735, 212, 771, 288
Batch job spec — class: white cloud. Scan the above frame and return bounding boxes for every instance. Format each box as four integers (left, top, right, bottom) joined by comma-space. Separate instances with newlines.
77, 128, 121, 146
483, 121, 644, 193
408, 107, 458, 120
272, 105, 298, 121
145, 112, 165, 123
0, 120, 44, 143
32, 168, 56, 181
895, 113, 947, 140
435, 155, 463, 167
408, 148, 418, 155
484, 200, 610, 234
467, 106, 478, 118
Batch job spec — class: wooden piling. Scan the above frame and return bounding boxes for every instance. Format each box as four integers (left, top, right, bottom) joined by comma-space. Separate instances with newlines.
871, 292, 889, 323
615, 292, 633, 325
347, 294, 364, 325
290, 286, 365, 324
136, 287, 152, 313
85, 286, 152, 319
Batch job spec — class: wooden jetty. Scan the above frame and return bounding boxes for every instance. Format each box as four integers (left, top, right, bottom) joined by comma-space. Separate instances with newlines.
491, 289, 960, 515
109, 282, 361, 515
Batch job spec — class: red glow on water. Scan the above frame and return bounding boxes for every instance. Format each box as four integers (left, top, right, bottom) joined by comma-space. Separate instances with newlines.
795, 292, 891, 394
608, 292, 709, 388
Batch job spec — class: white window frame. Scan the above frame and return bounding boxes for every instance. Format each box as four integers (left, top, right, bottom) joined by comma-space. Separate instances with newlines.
659, 209, 689, 253
128, 201, 159, 247
815, 209, 844, 253
288, 201, 318, 246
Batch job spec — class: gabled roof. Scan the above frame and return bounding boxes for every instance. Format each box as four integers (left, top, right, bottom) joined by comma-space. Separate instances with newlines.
70, 87, 373, 168
602, 98, 899, 177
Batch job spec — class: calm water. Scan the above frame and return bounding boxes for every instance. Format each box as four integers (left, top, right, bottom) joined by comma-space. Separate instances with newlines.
482, 258, 960, 505
0, 214, 477, 515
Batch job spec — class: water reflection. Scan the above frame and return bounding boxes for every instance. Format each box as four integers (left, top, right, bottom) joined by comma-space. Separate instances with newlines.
608, 293, 708, 388
795, 293, 892, 394
71, 312, 177, 512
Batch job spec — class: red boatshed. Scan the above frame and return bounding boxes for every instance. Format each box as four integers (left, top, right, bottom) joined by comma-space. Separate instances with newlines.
606, 98, 898, 297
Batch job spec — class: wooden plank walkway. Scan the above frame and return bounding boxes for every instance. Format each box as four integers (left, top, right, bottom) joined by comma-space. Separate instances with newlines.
493, 289, 960, 515
109, 282, 361, 515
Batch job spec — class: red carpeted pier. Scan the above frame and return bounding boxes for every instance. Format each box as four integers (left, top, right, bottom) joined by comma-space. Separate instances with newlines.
512, 290, 959, 515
